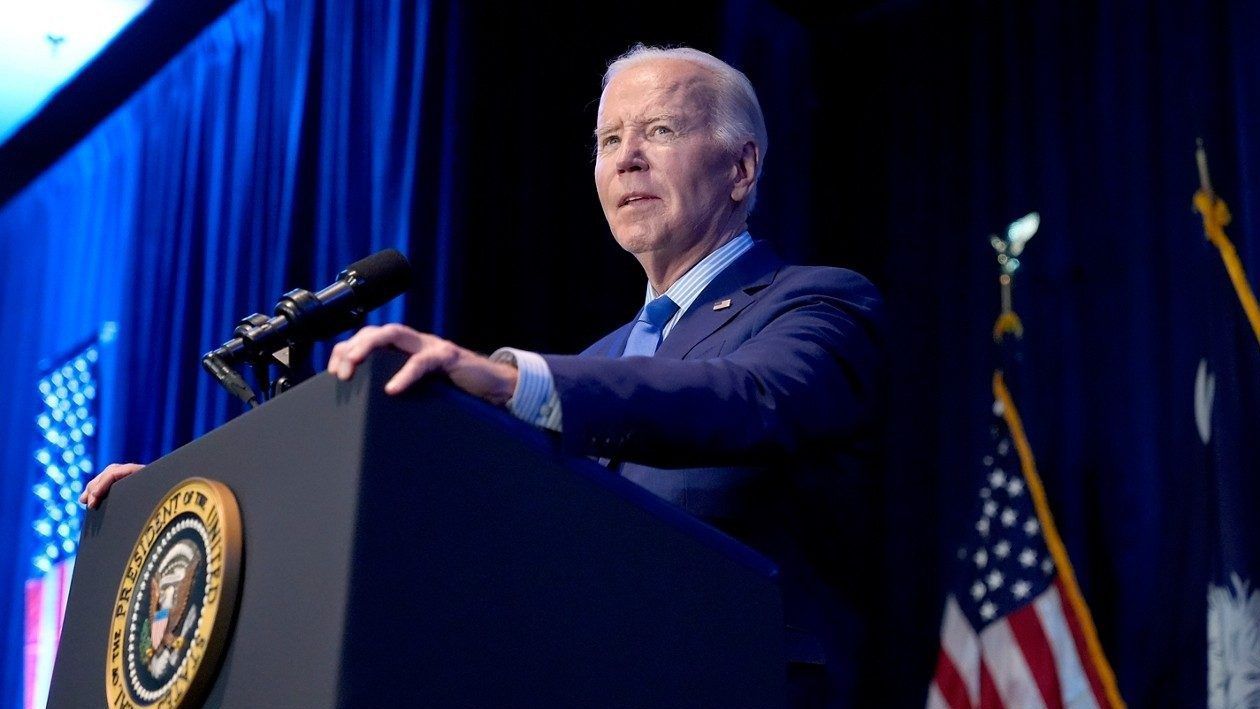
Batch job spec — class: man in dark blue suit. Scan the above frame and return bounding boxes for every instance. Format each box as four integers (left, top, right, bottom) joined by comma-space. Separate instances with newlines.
86, 45, 884, 706
545, 239, 883, 706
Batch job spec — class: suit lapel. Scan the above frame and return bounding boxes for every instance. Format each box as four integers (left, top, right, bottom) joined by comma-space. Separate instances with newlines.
655, 242, 783, 360
607, 322, 635, 357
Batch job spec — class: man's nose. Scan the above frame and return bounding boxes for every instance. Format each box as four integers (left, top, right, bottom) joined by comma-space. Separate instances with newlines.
615, 135, 648, 174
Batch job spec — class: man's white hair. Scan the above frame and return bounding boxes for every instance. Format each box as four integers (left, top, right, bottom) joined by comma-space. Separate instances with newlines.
603, 44, 768, 213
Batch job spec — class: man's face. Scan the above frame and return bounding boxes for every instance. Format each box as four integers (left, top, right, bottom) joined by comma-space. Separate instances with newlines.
594, 59, 738, 260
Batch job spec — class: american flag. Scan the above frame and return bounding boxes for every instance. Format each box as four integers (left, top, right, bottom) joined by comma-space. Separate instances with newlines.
927, 371, 1124, 709
24, 331, 109, 709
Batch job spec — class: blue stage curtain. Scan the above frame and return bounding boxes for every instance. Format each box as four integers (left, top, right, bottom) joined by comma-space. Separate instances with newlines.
0, 0, 433, 703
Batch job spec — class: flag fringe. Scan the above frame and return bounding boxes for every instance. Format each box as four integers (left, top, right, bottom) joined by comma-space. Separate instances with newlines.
992, 371, 1126, 709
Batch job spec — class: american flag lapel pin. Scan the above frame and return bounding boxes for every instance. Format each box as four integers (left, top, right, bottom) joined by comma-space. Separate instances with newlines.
713, 298, 732, 311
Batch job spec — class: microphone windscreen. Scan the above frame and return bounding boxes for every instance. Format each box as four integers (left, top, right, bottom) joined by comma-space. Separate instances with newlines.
343, 249, 412, 308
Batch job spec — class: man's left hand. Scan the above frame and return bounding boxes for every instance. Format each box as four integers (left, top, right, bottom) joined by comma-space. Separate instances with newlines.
326, 324, 518, 405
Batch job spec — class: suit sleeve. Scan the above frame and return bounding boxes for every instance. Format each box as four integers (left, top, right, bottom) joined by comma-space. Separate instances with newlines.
542, 270, 884, 468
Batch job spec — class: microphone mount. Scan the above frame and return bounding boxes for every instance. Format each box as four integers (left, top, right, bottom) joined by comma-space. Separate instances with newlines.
201, 249, 411, 407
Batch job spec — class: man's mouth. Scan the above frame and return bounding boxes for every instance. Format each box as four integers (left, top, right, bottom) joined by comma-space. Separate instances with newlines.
619, 193, 659, 207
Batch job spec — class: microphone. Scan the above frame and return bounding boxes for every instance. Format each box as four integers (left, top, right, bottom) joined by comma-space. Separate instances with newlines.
203, 249, 411, 403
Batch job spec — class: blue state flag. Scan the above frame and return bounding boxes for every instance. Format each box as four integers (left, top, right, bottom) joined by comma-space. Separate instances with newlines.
1192, 188, 1260, 707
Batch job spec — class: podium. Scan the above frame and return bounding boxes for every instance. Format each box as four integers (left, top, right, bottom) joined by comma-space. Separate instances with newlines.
49, 351, 786, 707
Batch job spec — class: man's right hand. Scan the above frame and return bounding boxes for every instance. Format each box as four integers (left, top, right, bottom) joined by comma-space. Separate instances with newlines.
80, 463, 145, 509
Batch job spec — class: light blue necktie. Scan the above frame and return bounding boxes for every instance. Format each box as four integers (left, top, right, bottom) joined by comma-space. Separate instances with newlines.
621, 295, 680, 357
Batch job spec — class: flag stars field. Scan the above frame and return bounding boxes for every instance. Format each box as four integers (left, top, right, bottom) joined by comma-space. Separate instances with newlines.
1019, 548, 1037, 568
1012, 580, 1032, 600
986, 569, 1004, 590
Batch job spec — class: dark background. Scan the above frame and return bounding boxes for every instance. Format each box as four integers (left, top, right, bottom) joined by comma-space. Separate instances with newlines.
2, 0, 1258, 705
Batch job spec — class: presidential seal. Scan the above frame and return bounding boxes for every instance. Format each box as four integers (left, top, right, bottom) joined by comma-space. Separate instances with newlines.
106, 478, 242, 708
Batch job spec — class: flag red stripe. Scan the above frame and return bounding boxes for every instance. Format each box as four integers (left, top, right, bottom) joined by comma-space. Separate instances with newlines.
1007, 602, 1064, 709
933, 647, 974, 709
24, 579, 41, 709
55, 563, 67, 641
979, 659, 1004, 709
1054, 577, 1110, 706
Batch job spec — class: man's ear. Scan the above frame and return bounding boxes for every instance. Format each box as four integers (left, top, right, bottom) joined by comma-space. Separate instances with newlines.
730, 141, 759, 202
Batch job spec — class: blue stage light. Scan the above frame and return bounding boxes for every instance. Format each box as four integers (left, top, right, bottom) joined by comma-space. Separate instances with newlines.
31, 334, 106, 580
0, 0, 152, 141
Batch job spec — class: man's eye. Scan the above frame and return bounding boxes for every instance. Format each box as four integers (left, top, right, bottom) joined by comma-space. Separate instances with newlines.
600, 135, 620, 149
651, 125, 673, 136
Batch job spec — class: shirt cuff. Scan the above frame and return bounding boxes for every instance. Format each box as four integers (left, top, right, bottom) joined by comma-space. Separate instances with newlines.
489, 347, 563, 432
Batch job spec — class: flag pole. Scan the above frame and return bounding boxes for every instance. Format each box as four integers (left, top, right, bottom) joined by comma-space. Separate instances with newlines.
988, 214, 1125, 708
990, 212, 1039, 342
1193, 140, 1260, 349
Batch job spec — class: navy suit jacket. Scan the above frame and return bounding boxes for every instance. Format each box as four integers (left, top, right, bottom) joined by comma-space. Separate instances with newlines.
542, 241, 884, 705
